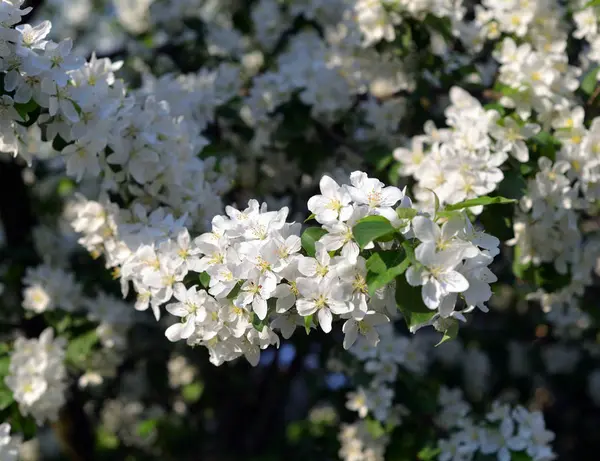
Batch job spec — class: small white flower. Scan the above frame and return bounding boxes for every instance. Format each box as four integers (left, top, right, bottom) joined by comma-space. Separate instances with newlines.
307, 175, 353, 224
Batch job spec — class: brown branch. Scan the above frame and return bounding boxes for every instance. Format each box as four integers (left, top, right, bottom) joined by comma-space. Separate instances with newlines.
587, 85, 600, 107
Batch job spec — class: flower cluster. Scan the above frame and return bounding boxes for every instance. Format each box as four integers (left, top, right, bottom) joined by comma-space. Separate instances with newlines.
153, 171, 405, 365
0, 0, 236, 257
22, 263, 83, 313
573, 1, 600, 75
345, 323, 425, 425
407, 212, 499, 324
142, 169, 498, 366
5, 328, 67, 424
436, 388, 556, 461
393, 88, 516, 214
0, 0, 591, 457
338, 420, 389, 461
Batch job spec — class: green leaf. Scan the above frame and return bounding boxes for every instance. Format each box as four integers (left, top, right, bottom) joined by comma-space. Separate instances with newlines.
304, 213, 316, 223
352, 216, 396, 250
533, 264, 571, 291
418, 446, 442, 461
0, 356, 9, 376
512, 246, 531, 280
301, 227, 327, 257
365, 419, 386, 439
136, 419, 158, 438
66, 330, 98, 367
366, 250, 410, 295
423, 188, 440, 216
57, 178, 75, 197
13, 99, 38, 121
444, 195, 516, 211
0, 386, 13, 410
581, 65, 600, 95
531, 131, 560, 146
182, 381, 204, 402
252, 313, 267, 332
497, 169, 528, 200
401, 241, 417, 264
0, 357, 13, 410
226, 282, 242, 300
9, 408, 36, 438
529, 131, 561, 163
97, 427, 119, 450
511, 451, 533, 461
396, 207, 418, 220
387, 162, 402, 185
395, 276, 436, 332
512, 246, 571, 290
483, 103, 505, 116
304, 315, 313, 334
199, 272, 211, 288
435, 320, 459, 346
520, 163, 534, 176
479, 206, 513, 242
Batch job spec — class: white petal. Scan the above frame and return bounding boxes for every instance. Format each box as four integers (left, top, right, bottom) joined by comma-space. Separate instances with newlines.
166, 302, 188, 317
165, 323, 185, 342
380, 186, 403, 206
298, 257, 318, 277
405, 266, 425, 287
438, 293, 457, 317
244, 346, 260, 367
318, 308, 333, 333
173, 283, 188, 302
253, 296, 268, 320
422, 280, 441, 309
512, 140, 529, 162
296, 299, 317, 316
276, 295, 296, 313
342, 320, 358, 349
341, 241, 359, 264
412, 216, 440, 243
320, 175, 340, 197
439, 271, 469, 293
329, 300, 350, 315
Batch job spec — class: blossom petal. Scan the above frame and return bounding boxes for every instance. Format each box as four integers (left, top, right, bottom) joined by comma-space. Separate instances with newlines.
439, 271, 470, 293
318, 308, 333, 333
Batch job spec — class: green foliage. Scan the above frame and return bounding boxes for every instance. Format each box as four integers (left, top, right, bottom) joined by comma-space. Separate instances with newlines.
395, 275, 436, 332
301, 227, 328, 257
483, 103, 506, 115
435, 320, 459, 347
366, 248, 411, 296
136, 418, 158, 438
182, 382, 204, 403
396, 207, 418, 220
496, 169, 528, 200
13, 98, 38, 122
304, 314, 313, 334
97, 427, 120, 450
199, 272, 211, 288
418, 446, 442, 461
352, 216, 397, 249
444, 196, 516, 211
252, 313, 267, 332
529, 131, 561, 162
511, 452, 533, 461
512, 248, 572, 291
0, 355, 13, 410
66, 330, 99, 368
582, 66, 600, 95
